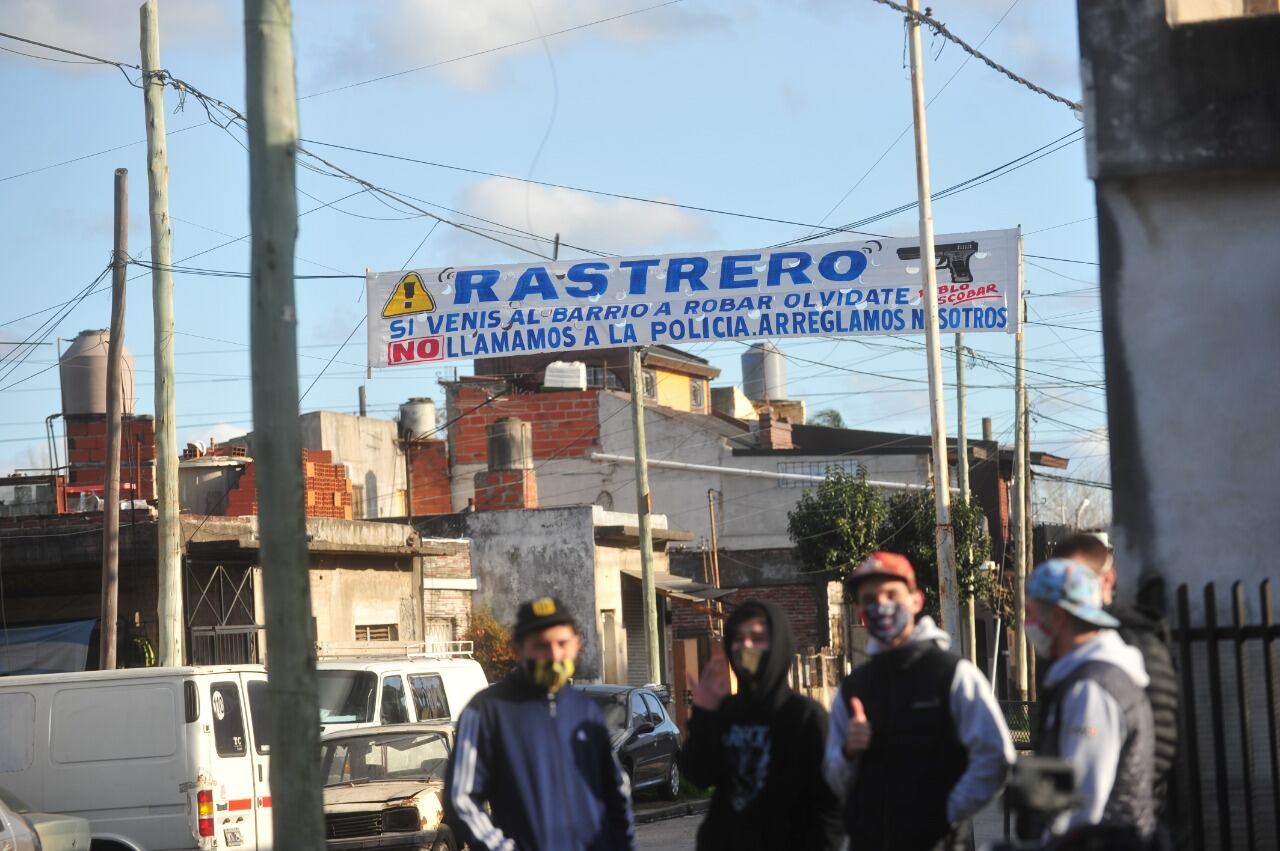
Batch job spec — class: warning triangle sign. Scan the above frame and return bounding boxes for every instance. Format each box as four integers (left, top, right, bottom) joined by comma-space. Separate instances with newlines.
382, 272, 436, 318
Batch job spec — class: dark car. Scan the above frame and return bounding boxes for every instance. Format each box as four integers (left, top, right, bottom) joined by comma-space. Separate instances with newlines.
575, 684, 682, 801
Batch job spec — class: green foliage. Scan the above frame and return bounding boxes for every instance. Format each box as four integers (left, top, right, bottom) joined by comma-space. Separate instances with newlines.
878, 490, 993, 618
787, 467, 888, 575
789, 476, 995, 618
810, 408, 846, 429
464, 608, 519, 682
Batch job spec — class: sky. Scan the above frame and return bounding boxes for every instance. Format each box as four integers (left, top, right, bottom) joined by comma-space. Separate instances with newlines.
0, 0, 1109, 526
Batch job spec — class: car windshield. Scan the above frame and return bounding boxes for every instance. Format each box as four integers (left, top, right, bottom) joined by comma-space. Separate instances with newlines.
586, 693, 629, 734
321, 732, 450, 787
317, 670, 378, 723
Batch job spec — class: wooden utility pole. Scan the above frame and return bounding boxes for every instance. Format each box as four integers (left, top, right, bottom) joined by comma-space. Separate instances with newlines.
905, 0, 961, 642
707, 488, 723, 636
100, 167, 128, 671
630, 347, 661, 684
245, 0, 323, 845
955, 332, 976, 663
140, 0, 184, 667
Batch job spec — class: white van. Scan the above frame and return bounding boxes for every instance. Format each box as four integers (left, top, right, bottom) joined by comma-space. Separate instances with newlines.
0, 666, 272, 851
315, 642, 488, 735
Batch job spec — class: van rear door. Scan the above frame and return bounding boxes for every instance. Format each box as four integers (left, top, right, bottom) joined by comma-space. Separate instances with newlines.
207, 679, 262, 849
244, 675, 274, 849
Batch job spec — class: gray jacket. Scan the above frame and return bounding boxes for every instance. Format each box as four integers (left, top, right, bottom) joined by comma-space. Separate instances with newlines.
1038, 630, 1155, 837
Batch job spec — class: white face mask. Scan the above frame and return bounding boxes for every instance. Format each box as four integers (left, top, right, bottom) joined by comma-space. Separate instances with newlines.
1025, 621, 1055, 658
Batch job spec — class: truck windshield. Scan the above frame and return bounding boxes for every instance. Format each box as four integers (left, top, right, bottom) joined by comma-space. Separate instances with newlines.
317, 670, 378, 723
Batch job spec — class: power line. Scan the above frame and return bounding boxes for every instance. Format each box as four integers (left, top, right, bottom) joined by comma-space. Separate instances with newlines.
801, 0, 1022, 236
867, 0, 1082, 112
297, 0, 689, 100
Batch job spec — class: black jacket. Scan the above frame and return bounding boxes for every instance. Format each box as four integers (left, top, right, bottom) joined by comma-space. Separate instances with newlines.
679, 600, 843, 851
1108, 602, 1179, 811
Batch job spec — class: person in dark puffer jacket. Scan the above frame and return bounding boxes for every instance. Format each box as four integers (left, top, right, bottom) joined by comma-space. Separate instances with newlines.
1053, 532, 1179, 815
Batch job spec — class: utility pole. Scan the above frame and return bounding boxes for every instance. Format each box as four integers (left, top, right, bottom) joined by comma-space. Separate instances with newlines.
101, 167, 128, 671
906, 0, 961, 643
707, 489, 723, 636
141, 0, 183, 667
955, 332, 976, 662
629, 347, 661, 684
1012, 257, 1029, 701
245, 0, 323, 845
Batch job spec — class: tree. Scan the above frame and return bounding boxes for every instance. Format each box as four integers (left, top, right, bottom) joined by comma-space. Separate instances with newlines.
464, 608, 519, 681
787, 467, 888, 576
878, 490, 993, 618
810, 408, 846, 429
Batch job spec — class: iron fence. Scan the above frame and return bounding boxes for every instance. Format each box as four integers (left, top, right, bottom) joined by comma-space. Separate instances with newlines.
1171, 579, 1280, 851
188, 625, 263, 665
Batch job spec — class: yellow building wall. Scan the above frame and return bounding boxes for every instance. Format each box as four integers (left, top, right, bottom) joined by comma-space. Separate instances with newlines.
652, 368, 708, 413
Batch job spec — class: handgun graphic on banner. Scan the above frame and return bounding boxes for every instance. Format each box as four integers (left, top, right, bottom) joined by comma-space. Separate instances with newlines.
896, 241, 979, 284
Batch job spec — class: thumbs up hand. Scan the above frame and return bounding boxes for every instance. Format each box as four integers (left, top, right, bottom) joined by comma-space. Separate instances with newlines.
843, 696, 872, 758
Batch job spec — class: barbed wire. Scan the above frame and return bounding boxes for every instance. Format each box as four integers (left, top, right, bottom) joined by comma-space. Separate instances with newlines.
868, 0, 1082, 113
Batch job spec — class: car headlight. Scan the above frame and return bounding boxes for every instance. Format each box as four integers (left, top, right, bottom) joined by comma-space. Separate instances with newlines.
382, 806, 419, 833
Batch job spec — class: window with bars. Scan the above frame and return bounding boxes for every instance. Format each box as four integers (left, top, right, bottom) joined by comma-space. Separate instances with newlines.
587, 366, 622, 390
355, 623, 399, 641
642, 370, 657, 400
776, 460, 863, 487
690, 379, 705, 411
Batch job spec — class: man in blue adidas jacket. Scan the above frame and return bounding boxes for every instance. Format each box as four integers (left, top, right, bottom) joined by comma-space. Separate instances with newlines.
444, 597, 635, 850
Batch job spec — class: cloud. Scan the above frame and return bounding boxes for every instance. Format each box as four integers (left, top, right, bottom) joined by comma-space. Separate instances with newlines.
179, 421, 246, 450
444, 177, 714, 262
0, 1, 235, 72
330, 0, 734, 91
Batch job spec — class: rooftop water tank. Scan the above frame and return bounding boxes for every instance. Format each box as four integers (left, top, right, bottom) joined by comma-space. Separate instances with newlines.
399, 397, 438, 440
59, 329, 135, 416
543, 361, 587, 391
741, 342, 786, 402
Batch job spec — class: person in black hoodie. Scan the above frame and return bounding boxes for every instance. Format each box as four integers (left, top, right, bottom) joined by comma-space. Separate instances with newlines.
1052, 532, 1179, 816
679, 599, 842, 851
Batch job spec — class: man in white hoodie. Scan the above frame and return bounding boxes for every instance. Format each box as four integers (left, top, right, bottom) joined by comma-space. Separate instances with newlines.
824, 552, 1015, 850
1026, 558, 1155, 845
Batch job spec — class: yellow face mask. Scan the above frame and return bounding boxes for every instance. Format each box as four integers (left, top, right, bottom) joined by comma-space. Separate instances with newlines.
526, 658, 575, 694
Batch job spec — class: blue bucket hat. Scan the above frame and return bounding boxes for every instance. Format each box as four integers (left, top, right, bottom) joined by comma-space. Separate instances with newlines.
1027, 558, 1120, 628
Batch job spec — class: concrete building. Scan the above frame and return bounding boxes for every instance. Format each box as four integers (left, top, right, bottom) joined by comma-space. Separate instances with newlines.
0, 510, 474, 671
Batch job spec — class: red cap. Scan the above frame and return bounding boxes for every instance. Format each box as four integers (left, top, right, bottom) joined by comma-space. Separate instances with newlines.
848, 551, 917, 592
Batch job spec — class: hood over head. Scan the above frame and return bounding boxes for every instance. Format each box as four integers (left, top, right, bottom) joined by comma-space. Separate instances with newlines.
723, 599, 795, 710
1043, 629, 1150, 690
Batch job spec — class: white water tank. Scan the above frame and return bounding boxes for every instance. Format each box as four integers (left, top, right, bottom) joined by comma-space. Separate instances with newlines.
399, 397, 437, 440
741, 342, 787, 402
543, 361, 587, 391
59, 329, 135, 416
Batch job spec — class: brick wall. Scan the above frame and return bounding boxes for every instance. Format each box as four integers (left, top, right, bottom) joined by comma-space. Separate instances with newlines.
473, 468, 538, 512
65, 414, 156, 500
449, 384, 601, 467
224, 449, 354, 519
669, 581, 827, 652
423, 540, 474, 637
407, 439, 452, 516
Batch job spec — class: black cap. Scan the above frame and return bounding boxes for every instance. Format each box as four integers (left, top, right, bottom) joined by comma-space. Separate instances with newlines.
513, 596, 578, 641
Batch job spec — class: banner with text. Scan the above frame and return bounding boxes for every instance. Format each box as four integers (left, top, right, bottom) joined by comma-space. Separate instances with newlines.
366, 228, 1021, 367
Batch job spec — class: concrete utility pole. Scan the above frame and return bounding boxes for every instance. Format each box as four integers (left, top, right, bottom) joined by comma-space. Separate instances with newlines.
140, 0, 184, 667
905, 0, 961, 643
629, 347, 662, 684
244, 0, 323, 845
101, 167, 128, 671
1012, 259, 1029, 701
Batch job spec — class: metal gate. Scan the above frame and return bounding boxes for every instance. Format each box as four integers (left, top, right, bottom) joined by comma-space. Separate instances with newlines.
1170, 579, 1280, 851
185, 560, 263, 665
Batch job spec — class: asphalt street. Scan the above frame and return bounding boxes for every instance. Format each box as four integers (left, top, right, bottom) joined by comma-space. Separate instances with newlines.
636, 814, 700, 851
